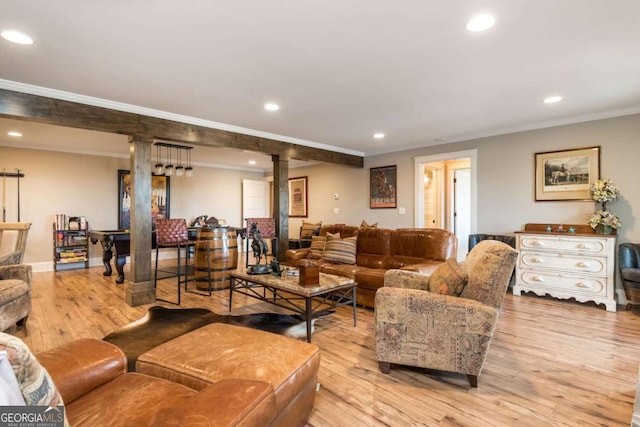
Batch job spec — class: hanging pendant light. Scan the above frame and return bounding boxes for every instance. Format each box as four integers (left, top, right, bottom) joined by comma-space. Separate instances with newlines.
153, 141, 193, 177
185, 148, 194, 178
154, 144, 164, 175
164, 146, 174, 176
175, 146, 184, 177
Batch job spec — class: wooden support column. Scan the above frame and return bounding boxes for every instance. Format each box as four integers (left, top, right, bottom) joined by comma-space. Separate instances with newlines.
125, 136, 155, 306
272, 155, 289, 259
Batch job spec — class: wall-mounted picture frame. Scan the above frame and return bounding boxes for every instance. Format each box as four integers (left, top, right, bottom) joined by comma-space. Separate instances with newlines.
370, 165, 397, 208
535, 146, 600, 201
118, 170, 170, 230
288, 176, 308, 218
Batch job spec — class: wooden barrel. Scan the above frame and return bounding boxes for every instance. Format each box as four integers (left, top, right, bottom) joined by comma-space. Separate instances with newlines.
194, 227, 238, 290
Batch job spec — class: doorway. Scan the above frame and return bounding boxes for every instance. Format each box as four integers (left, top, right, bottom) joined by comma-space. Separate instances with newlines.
414, 150, 477, 261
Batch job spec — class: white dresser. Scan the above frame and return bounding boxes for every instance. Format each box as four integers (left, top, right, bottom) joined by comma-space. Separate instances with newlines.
513, 227, 617, 312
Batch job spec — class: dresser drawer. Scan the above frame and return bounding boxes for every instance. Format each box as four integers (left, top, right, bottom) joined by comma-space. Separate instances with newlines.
518, 235, 608, 255
518, 270, 607, 297
519, 251, 607, 275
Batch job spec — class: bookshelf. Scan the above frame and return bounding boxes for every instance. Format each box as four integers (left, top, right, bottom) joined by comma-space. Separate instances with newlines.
53, 214, 89, 271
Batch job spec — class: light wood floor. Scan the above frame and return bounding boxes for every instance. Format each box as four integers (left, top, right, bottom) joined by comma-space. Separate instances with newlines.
11, 262, 640, 427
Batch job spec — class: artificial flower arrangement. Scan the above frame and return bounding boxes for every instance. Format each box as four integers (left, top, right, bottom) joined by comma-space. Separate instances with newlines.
588, 209, 622, 229
588, 179, 621, 231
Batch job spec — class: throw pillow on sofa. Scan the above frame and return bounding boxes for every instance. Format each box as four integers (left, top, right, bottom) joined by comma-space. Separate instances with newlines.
428, 258, 468, 296
0, 333, 69, 426
309, 236, 326, 259
300, 221, 322, 239
360, 220, 378, 229
321, 233, 357, 265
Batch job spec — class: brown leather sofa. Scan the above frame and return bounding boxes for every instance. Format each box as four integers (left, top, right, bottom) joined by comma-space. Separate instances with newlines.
285, 225, 457, 308
35, 323, 320, 427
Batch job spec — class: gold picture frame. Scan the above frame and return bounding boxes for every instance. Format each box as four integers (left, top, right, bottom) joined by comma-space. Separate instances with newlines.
288, 176, 308, 217
535, 146, 600, 201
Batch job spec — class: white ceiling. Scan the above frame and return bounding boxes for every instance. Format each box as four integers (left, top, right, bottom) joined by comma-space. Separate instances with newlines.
1, 1, 640, 171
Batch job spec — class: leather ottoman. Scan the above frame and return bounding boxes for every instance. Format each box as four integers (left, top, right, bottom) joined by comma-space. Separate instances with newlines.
136, 323, 321, 427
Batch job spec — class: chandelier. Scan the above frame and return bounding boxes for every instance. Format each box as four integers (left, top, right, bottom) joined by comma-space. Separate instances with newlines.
153, 142, 194, 178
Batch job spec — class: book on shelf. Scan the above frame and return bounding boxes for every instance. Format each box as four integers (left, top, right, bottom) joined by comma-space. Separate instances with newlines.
54, 214, 88, 231
58, 257, 87, 263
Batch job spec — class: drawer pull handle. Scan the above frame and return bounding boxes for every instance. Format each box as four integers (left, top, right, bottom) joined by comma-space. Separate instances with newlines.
576, 282, 588, 288
576, 261, 589, 268
532, 241, 544, 247
576, 243, 586, 249
532, 276, 544, 282
532, 257, 544, 263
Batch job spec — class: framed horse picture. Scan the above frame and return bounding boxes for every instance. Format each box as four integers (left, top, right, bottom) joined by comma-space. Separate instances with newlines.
370, 165, 397, 208
535, 146, 600, 201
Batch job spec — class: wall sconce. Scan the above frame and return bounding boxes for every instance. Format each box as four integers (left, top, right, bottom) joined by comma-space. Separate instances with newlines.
154, 142, 194, 178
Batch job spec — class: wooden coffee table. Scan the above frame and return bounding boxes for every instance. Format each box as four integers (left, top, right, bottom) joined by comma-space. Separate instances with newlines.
229, 269, 357, 342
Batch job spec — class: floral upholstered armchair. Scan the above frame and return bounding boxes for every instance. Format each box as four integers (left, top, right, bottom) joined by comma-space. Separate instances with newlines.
0, 222, 31, 266
374, 240, 518, 387
0, 264, 32, 331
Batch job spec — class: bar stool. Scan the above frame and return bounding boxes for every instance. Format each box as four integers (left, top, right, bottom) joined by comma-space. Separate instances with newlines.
153, 218, 203, 304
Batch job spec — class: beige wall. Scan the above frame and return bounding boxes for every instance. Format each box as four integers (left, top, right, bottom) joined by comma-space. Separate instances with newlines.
0, 146, 264, 269
3, 112, 639, 275
290, 113, 640, 246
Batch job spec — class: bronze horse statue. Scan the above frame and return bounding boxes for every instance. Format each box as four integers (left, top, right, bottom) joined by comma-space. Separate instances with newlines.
249, 222, 269, 265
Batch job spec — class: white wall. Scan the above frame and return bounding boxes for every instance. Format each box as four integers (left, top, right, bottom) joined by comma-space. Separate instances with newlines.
0, 146, 265, 269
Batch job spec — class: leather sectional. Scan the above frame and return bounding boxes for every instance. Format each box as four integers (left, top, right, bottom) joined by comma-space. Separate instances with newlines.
285, 225, 457, 308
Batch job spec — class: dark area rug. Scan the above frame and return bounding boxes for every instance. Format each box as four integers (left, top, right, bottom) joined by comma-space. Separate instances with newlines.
103, 305, 331, 371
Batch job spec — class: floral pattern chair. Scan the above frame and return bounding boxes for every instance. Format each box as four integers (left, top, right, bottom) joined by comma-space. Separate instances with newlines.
374, 240, 518, 387
0, 264, 32, 331
0, 222, 31, 266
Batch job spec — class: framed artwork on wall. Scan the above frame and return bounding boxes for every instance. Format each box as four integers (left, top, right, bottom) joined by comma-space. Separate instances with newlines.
535, 146, 600, 201
118, 170, 170, 230
288, 176, 308, 218
370, 165, 397, 208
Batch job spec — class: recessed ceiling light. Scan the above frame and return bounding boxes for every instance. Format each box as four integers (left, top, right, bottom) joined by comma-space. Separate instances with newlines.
1, 30, 34, 45
264, 103, 280, 111
248, 160, 257, 165
373, 133, 385, 139
543, 95, 563, 104
466, 14, 495, 32
7, 131, 23, 137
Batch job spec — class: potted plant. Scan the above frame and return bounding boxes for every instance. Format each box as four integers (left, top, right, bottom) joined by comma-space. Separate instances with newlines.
588, 179, 621, 234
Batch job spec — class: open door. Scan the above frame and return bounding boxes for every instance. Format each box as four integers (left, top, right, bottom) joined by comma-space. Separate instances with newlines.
414, 150, 477, 262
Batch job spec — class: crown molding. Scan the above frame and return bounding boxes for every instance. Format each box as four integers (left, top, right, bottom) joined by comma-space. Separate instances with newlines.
444, 107, 640, 145
0, 79, 364, 157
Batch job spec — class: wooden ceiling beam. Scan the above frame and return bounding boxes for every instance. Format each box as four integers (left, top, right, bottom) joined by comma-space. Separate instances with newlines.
0, 89, 363, 168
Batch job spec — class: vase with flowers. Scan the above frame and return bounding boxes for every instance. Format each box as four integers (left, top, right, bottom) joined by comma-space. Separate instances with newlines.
588, 179, 621, 234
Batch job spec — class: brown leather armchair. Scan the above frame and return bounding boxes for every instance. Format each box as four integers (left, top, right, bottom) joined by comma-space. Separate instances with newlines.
375, 240, 518, 387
